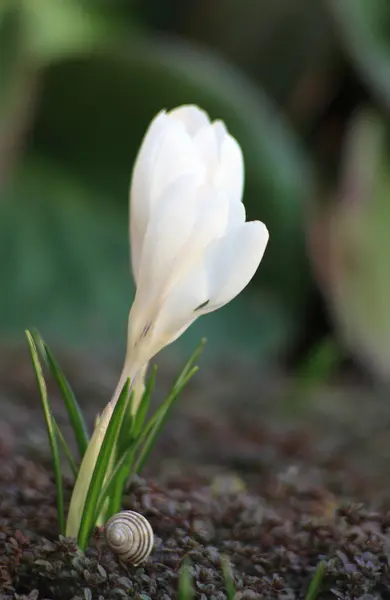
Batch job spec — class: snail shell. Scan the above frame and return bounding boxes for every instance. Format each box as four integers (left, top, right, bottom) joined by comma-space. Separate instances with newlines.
105, 510, 154, 565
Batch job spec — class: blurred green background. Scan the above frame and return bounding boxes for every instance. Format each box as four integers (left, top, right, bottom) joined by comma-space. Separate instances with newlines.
1, 0, 390, 379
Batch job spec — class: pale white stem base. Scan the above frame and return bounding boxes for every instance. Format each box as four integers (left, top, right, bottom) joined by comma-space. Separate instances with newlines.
66, 400, 114, 538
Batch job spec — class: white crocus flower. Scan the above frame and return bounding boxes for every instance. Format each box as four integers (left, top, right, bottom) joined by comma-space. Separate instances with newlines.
67, 105, 268, 540
114, 105, 269, 399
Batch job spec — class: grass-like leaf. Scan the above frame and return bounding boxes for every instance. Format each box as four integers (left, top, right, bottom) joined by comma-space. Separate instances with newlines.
102, 342, 204, 518
95, 443, 137, 519
26, 330, 65, 534
305, 561, 326, 600
106, 388, 137, 517
178, 559, 194, 600
107, 366, 159, 516
116, 392, 135, 459
221, 555, 236, 600
134, 365, 198, 474
53, 419, 78, 478
107, 443, 136, 517
134, 339, 205, 474
174, 338, 206, 388
133, 365, 158, 436
37, 333, 90, 458
77, 379, 131, 550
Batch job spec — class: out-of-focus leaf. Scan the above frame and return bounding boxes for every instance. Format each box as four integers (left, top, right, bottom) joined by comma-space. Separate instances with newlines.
29, 36, 312, 355
0, 0, 24, 112
288, 337, 341, 415
0, 0, 117, 186
310, 109, 390, 379
329, 0, 390, 110
0, 159, 131, 346
0, 0, 38, 186
183, 0, 335, 104
22, 0, 112, 64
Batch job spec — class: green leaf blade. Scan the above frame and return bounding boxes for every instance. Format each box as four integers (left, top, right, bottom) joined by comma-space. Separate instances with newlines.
102, 443, 137, 519
26, 329, 65, 534
221, 555, 236, 600
134, 340, 204, 475
77, 379, 131, 550
305, 561, 326, 600
178, 559, 194, 600
133, 364, 158, 436
42, 338, 89, 457
107, 367, 159, 515
53, 419, 78, 479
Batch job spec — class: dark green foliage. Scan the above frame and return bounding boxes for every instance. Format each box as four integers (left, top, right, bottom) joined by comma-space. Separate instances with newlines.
330, 0, 390, 110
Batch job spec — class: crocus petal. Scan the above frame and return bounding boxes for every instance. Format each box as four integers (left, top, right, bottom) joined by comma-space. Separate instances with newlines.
193, 125, 220, 176
149, 121, 205, 202
135, 181, 231, 307
201, 220, 269, 310
134, 174, 200, 310
127, 104, 268, 367
169, 104, 210, 135
129, 181, 231, 352
144, 262, 209, 354
213, 127, 244, 205
143, 221, 269, 355
130, 111, 169, 279
213, 120, 227, 149
227, 199, 246, 228
130, 113, 205, 282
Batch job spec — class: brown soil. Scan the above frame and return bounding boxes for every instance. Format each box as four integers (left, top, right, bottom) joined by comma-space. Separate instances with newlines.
1, 348, 390, 599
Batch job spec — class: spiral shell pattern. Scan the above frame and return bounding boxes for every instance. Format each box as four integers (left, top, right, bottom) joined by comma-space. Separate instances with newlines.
105, 510, 154, 565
